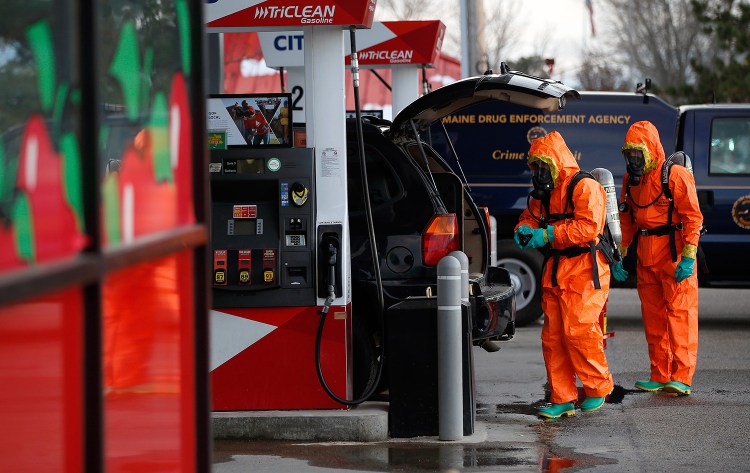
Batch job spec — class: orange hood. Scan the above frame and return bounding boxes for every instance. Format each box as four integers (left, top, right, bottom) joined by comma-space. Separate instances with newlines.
528, 131, 580, 186
622, 120, 665, 174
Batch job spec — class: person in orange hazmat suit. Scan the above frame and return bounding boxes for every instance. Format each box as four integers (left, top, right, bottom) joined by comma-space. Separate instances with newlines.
514, 131, 614, 419
611, 120, 703, 396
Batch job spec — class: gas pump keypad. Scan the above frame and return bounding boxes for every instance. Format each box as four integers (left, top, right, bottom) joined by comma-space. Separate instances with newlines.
286, 234, 306, 246
285, 217, 306, 246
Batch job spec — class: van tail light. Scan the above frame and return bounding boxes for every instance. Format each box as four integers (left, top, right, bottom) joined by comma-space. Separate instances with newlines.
422, 213, 460, 266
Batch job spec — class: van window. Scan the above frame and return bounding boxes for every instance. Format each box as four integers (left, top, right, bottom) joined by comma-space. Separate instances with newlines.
709, 118, 750, 175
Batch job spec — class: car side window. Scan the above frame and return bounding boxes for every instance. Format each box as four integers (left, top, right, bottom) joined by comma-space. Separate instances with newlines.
709, 117, 750, 175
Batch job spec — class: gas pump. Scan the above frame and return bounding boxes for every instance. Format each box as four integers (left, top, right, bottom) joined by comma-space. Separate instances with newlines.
208, 143, 350, 411
209, 147, 317, 308
205, 0, 376, 411
252, 19, 450, 405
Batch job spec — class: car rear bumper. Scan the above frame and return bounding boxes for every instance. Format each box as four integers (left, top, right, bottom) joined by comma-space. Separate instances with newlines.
471, 280, 515, 342
361, 270, 516, 343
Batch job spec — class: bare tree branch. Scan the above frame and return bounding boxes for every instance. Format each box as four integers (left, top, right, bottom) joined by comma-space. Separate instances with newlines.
599, 0, 713, 96
484, 0, 524, 71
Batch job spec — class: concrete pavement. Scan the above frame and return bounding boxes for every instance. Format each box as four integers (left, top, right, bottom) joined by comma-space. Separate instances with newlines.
211, 287, 749, 444
212, 402, 389, 442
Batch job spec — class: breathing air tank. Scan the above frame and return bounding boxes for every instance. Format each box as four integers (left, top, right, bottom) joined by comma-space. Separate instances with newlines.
665, 151, 693, 175
590, 168, 622, 247
661, 151, 693, 184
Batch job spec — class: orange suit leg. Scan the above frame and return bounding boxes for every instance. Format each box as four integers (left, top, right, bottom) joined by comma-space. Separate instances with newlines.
541, 287, 578, 404
558, 282, 613, 398
637, 260, 699, 385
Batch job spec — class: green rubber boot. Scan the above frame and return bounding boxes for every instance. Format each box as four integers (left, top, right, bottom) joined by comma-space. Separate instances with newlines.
580, 396, 606, 412
537, 402, 576, 419
634, 380, 665, 392
663, 381, 691, 395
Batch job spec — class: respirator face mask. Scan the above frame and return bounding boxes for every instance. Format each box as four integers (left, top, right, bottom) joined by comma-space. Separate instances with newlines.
530, 160, 554, 200
623, 148, 646, 185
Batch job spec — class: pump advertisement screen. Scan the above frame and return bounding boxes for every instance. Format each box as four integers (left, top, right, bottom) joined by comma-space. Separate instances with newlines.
207, 94, 292, 148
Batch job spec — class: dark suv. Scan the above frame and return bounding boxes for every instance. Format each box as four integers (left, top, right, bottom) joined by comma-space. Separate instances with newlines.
347, 68, 579, 396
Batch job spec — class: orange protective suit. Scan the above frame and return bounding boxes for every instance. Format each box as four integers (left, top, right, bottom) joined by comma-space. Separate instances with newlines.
618, 121, 703, 386
515, 131, 614, 404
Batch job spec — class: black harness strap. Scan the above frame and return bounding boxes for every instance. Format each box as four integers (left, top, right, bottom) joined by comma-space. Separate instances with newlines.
664, 184, 679, 262
544, 236, 611, 290
637, 223, 682, 236
638, 222, 682, 261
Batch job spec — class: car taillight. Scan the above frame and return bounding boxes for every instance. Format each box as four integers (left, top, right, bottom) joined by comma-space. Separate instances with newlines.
479, 206, 492, 254
422, 213, 459, 266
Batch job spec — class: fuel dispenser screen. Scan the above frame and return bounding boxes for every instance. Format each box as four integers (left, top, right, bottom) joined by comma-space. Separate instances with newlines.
210, 148, 316, 308
237, 158, 265, 174
222, 158, 270, 174
233, 219, 257, 236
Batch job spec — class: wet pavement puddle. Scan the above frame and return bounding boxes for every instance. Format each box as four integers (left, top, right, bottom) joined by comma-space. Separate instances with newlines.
214, 440, 539, 471
214, 385, 640, 472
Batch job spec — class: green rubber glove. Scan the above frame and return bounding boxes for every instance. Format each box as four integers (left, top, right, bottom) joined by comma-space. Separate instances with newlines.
611, 261, 629, 282
513, 225, 534, 248
527, 225, 554, 249
675, 256, 695, 282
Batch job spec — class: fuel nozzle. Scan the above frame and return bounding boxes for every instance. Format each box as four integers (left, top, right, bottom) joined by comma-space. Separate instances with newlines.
326, 241, 338, 266
326, 243, 337, 295
518, 233, 532, 247
319, 238, 339, 316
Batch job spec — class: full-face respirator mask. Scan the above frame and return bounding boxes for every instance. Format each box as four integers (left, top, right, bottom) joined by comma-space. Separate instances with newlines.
623, 148, 646, 185
530, 160, 555, 200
